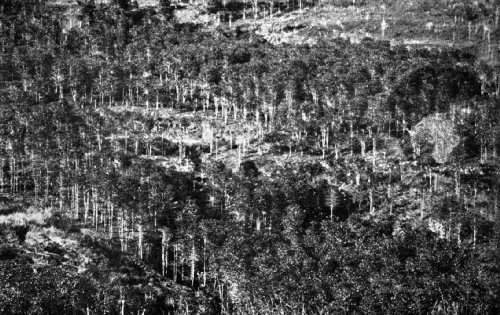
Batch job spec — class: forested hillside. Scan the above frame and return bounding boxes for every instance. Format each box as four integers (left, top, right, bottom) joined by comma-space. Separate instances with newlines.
1, 0, 499, 314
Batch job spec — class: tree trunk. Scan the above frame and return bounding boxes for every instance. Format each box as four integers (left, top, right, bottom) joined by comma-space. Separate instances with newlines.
109, 196, 114, 239
162, 228, 170, 276
369, 189, 374, 214
372, 137, 377, 167
191, 240, 196, 287
0, 158, 4, 194
120, 298, 125, 315
496, 167, 500, 253
74, 183, 79, 219
203, 236, 207, 287
120, 210, 126, 251
173, 243, 178, 282
84, 190, 90, 224
138, 223, 143, 259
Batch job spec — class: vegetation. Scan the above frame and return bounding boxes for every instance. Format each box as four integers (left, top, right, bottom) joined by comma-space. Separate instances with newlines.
0, 0, 499, 313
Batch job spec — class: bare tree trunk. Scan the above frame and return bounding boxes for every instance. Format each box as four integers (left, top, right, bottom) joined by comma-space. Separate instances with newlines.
191, 239, 196, 287
120, 210, 126, 251
473, 218, 477, 249
109, 195, 114, 239
84, 190, 90, 224
59, 163, 64, 212
369, 189, 374, 214
173, 243, 178, 282
0, 158, 4, 194
372, 137, 376, 167
74, 183, 79, 219
388, 184, 392, 215
44, 161, 50, 202
138, 223, 143, 259
92, 187, 98, 229
120, 298, 125, 315
203, 235, 207, 287
162, 228, 170, 276
496, 167, 500, 253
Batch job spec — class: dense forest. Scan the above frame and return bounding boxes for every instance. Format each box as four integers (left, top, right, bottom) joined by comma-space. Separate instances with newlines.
0, 0, 499, 314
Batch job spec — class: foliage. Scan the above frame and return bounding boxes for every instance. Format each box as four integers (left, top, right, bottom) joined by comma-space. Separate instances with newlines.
0, 0, 498, 313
